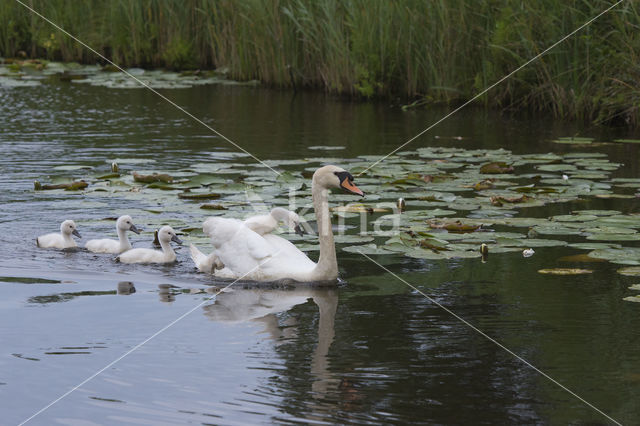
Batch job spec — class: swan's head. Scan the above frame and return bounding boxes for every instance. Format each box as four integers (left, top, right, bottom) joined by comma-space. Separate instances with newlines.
61, 220, 81, 238
313, 165, 364, 197
117, 215, 141, 234
158, 225, 182, 245
270, 207, 304, 235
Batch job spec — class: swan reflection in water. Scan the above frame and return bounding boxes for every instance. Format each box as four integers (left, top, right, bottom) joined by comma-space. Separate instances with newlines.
202, 285, 339, 398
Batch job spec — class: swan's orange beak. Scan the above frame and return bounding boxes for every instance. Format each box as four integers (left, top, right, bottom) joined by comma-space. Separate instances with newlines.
341, 179, 364, 197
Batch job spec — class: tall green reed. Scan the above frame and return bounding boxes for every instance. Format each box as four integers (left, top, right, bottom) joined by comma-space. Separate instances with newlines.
0, 0, 637, 125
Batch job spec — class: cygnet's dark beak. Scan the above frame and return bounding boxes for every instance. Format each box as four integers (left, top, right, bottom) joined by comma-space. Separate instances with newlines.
294, 224, 305, 236
171, 235, 183, 245
72, 229, 81, 238
130, 224, 142, 234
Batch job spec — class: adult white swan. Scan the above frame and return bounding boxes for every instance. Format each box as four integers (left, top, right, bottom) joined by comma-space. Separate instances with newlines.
85, 215, 142, 254
36, 220, 81, 249
116, 225, 182, 264
205, 165, 364, 282
189, 207, 303, 273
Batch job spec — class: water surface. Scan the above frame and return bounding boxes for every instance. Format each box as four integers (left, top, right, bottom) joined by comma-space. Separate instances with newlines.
1, 80, 640, 424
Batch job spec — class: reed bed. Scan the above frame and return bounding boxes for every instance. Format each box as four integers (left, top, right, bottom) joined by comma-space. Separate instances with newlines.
1, 0, 638, 125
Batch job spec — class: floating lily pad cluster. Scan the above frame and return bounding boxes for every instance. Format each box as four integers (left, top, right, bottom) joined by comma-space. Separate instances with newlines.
333, 147, 640, 262
0, 60, 256, 89
31, 144, 640, 272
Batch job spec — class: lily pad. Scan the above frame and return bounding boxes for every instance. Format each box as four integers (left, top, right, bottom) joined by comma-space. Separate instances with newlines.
333, 235, 375, 244
590, 248, 640, 265
342, 244, 395, 255
568, 242, 622, 250
480, 162, 514, 174
552, 214, 598, 223
614, 139, 640, 144
558, 254, 604, 263
53, 165, 94, 171
572, 210, 621, 216
427, 219, 480, 233
177, 192, 222, 200
551, 136, 594, 145
618, 267, 640, 276
538, 268, 593, 275
536, 164, 577, 172
585, 233, 640, 242
34, 180, 88, 191
331, 204, 390, 214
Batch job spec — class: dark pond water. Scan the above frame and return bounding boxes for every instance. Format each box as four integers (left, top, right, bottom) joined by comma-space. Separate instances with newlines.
1, 77, 640, 425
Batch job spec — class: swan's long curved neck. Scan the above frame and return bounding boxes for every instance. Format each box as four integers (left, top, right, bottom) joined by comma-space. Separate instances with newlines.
117, 227, 131, 250
61, 232, 74, 244
159, 239, 175, 260
311, 183, 338, 280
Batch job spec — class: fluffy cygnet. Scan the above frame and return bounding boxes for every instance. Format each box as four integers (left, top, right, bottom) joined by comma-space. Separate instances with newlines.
86, 215, 141, 254
36, 220, 81, 249
116, 225, 182, 264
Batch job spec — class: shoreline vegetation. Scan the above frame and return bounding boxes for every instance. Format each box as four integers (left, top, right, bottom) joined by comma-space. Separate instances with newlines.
1, 0, 638, 126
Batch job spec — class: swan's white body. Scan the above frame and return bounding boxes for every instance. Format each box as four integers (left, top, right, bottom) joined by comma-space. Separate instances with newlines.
85, 215, 141, 254
36, 220, 81, 249
203, 165, 363, 282
116, 226, 181, 264
189, 208, 301, 274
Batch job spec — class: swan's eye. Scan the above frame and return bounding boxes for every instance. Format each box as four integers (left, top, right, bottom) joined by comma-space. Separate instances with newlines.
334, 171, 353, 183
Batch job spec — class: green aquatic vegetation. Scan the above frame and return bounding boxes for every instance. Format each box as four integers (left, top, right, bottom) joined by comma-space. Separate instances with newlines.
551, 137, 595, 145
568, 242, 622, 250
536, 164, 577, 172
132, 172, 174, 184
480, 162, 514, 174
558, 254, 605, 263
572, 210, 621, 216
618, 267, 640, 276
426, 219, 481, 233
583, 226, 637, 235
589, 248, 640, 266
0, 276, 62, 284
96, 173, 120, 180
2, 1, 640, 125
552, 214, 598, 223
538, 268, 593, 275
33, 180, 88, 191
342, 244, 395, 255
29, 144, 640, 270
200, 204, 228, 210
532, 225, 583, 236
614, 139, 640, 144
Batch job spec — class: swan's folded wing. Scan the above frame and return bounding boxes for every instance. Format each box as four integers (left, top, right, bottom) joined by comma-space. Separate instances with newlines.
262, 234, 316, 268
244, 229, 276, 261
203, 217, 244, 246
